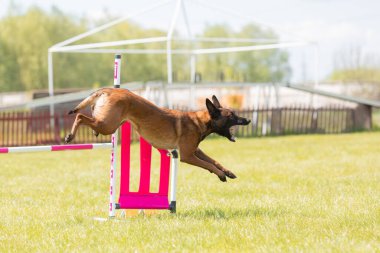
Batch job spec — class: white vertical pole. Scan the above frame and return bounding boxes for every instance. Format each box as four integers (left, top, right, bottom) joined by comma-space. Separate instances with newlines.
190, 55, 196, 83
48, 51, 55, 128
181, 0, 196, 86
190, 54, 196, 110
274, 82, 280, 108
189, 84, 196, 110
109, 54, 121, 218
165, 0, 182, 108
310, 43, 319, 107
167, 41, 173, 86
313, 43, 319, 88
169, 149, 179, 213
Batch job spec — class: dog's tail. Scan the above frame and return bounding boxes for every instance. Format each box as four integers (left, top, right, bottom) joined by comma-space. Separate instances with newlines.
68, 89, 104, 115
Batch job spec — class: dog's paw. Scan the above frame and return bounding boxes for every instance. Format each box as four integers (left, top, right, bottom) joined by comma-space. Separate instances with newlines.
225, 171, 237, 179
64, 134, 74, 143
217, 173, 227, 182
68, 109, 78, 115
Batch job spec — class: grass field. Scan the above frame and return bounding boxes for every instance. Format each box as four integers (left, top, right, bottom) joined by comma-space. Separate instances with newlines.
1, 132, 379, 252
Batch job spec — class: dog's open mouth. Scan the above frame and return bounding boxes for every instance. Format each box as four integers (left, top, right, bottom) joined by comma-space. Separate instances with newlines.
229, 126, 237, 142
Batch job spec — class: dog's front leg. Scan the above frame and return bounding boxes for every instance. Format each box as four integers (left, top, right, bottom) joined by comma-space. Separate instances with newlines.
180, 152, 227, 182
195, 148, 237, 179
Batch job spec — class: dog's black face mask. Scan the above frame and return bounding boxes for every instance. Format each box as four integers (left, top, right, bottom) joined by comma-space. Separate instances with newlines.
206, 95, 251, 142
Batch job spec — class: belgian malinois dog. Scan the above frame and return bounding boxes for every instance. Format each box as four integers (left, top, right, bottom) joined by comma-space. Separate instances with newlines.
65, 88, 251, 182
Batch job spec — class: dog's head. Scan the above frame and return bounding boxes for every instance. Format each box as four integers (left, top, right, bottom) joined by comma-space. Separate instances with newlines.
206, 95, 251, 142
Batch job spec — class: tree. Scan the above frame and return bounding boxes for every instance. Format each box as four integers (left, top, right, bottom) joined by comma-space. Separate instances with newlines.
330, 45, 380, 85
0, 6, 89, 91
0, 37, 22, 91
196, 23, 291, 83
0, 7, 291, 92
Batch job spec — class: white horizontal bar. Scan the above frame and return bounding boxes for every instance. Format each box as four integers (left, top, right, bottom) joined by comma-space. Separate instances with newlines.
91, 143, 113, 149
10, 146, 51, 153
51, 37, 168, 52
59, 49, 194, 54
52, 41, 308, 55
61, 49, 170, 54
173, 37, 282, 43
192, 41, 309, 55
2, 143, 112, 154
49, 0, 172, 49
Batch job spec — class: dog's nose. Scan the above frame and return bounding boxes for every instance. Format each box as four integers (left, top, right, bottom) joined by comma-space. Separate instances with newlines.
238, 118, 251, 125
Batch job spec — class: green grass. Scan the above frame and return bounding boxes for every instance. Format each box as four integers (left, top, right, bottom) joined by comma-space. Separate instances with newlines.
1, 133, 379, 252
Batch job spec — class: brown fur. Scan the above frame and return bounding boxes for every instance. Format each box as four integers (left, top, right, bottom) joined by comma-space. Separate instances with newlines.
65, 88, 250, 182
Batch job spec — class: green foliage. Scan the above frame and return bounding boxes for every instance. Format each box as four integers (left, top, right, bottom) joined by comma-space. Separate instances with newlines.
0, 6, 88, 91
197, 24, 290, 83
330, 67, 380, 84
373, 108, 380, 129
1, 133, 379, 251
0, 6, 290, 92
0, 37, 22, 91
330, 45, 380, 85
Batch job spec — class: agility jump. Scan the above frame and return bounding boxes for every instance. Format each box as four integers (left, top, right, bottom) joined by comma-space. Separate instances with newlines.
0, 54, 180, 219
109, 54, 179, 217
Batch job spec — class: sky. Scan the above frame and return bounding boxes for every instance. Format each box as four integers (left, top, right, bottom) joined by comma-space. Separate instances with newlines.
1, 0, 379, 83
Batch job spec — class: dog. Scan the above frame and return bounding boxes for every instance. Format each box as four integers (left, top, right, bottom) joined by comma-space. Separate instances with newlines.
65, 88, 251, 182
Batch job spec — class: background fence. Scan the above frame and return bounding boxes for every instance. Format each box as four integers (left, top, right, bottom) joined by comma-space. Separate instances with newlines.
0, 105, 356, 147
235, 105, 355, 137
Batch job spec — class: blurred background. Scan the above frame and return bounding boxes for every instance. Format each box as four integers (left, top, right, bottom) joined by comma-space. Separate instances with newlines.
0, 0, 379, 146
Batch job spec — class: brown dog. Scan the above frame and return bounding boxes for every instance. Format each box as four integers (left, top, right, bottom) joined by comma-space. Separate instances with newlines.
65, 88, 251, 182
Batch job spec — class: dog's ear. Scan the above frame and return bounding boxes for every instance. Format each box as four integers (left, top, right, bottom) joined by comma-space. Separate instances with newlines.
206, 98, 220, 118
212, 95, 221, 108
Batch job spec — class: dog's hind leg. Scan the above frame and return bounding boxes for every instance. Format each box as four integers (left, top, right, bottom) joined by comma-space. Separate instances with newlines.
64, 113, 101, 143
195, 148, 237, 179
68, 90, 103, 115
90, 104, 99, 137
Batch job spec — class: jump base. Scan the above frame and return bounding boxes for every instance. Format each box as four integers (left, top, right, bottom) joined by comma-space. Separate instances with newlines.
117, 194, 169, 210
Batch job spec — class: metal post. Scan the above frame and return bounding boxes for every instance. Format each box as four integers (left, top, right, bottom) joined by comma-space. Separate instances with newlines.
274, 82, 280, 108
169, 149, 179, 213
166, 40, 173, 86
109, 54, 121, 218
190, 55, 196, 83
165, 0, 182, 108
310, 44, 319, 108
48, 51, 55, 128
189, 84, 196, 110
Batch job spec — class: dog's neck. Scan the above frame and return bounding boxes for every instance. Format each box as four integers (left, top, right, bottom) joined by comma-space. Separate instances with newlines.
195, 110, 215, 141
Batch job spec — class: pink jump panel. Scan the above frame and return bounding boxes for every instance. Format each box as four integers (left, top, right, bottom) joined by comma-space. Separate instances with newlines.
118, 121, 171, 210
118, 194, 169, 209
119, 122, 131, 197
158, 149, 171, 195
139, 137, 152, 194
